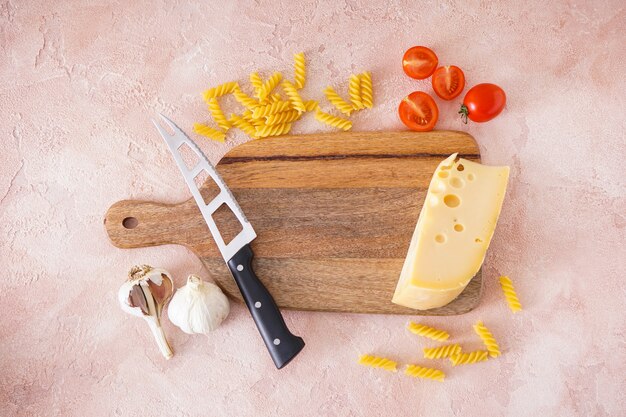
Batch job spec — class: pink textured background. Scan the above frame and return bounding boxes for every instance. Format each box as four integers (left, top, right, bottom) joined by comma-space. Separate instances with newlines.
1, 1, 625, 416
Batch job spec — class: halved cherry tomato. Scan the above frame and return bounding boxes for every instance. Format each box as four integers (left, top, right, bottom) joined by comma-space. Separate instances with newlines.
432, 65, 465, 100
398, 91, 439, 132
402, 46, 438, 79
459, 83, 506, 123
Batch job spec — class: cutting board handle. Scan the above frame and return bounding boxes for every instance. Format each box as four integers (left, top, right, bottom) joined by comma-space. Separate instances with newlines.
104, 200, 187, 249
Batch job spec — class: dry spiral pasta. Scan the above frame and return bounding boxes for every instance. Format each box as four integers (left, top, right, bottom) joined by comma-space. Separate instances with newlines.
202, 81, 238, 101
360, 71, 373, 108
233, 87, 258, 109
423, 344, 462, 359
207, 98, 231, 131
255, 122, 292, 138
348, 74, 365, 110
449, 350, 489, 366
314, 109, 352, 131
358, 354, 397, 372
407, 322, 450, 341
404, 364, 445, 382
241, 111, 266, 127
304, 100, 319, 112
192, 123, 226, 143
282, 80, 306, 113
473, 321, 501, 358
249, 72, 263, 97
196, 56, 373, 141
260, 93, 283, 105
265, 110, 302, 126
293, 52, 306, 89
499, 276, 522, 313
252, 101, 292, 119
257, 72, 283, 102
323, 86, 353, 115
229, 114, 259, 139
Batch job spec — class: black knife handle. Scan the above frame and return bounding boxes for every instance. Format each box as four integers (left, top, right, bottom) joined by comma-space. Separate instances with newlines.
227, 244, 305, 369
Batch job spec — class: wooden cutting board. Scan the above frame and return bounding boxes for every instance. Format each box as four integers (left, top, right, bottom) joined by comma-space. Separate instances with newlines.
105, 130, 483, 315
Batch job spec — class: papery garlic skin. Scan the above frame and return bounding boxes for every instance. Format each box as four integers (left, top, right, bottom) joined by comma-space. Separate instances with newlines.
168, 275, 230, 335
118, 265, 174, 359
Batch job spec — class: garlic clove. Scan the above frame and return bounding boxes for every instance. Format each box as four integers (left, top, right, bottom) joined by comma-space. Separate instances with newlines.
130, 283, 154, 316
118, 265, 174, 359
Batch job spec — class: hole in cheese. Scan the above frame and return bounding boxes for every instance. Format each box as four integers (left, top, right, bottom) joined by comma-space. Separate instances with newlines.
443, 194, 460, 208
467, 173, 475, 181
435, 234, 446, 243
431, 181, 446, 194
449, 177, 464, 188
454, 224, 464, 232
457, 164, 465, 171
475, 238, 483, 243
438, 171, 449, 178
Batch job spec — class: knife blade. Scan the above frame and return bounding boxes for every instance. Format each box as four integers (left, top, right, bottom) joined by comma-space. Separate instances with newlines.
152, 114, 305, 369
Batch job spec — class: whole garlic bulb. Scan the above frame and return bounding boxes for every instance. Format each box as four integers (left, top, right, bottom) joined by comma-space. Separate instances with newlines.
168, 275, 230, 335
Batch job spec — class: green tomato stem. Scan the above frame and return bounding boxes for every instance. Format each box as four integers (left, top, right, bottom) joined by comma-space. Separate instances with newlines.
458, 104, 469, 124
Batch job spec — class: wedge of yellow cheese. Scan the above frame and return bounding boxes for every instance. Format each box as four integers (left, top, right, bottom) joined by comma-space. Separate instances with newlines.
392, 154, 509, 310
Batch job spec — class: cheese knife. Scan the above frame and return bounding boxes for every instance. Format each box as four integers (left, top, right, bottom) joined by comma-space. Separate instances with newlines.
152, 114, 305, 369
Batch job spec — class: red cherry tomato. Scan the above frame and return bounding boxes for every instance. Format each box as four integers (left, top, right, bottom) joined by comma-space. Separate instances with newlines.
402, 46, 438, 79
398, 91, 439, 132
459, 83, 506, 123
432, 65, 465, 100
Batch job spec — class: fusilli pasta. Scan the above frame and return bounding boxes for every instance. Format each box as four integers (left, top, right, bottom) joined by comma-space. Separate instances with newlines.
360, 71, 373, 108
358, 354, 397, 372
314, 109, 352, 131
251, 101, 292, 119
499, 276, 522, 313
323, 86, 353, 115
255, 122, 292, 138
257, 72, 283, 102
293, 52, 306, 89
241, 111, 266, 127
348, 74, 365, 110
404, 364, 445, 382
229, 114, 259, 139
259, 93, 282, 105
282, 80, 306, 113
202, 81, 238, 102
449, 350, 489, 366
196, 60, 374, 141
233, 87, 258, 109
207, 98, 231, 131
249, 73, 263, 97
304, 100, 319, 112
265, 110, 301, 126
423, 344, 462, 359
193, 123, 226, 143
407, 322, 450, 341
473, 321, 501, 358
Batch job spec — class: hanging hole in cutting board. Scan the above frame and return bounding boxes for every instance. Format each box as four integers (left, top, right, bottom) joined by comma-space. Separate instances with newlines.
178, 143, 200, 171
212, 203, 243, 245
122, 217, 138, 229
194, 170, 221, 206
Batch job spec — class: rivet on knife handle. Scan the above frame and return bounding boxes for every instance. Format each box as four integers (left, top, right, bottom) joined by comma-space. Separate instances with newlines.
152, 114, 305, 368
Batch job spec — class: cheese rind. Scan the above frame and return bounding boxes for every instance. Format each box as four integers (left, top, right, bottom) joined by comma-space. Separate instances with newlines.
392, 154, 509, 310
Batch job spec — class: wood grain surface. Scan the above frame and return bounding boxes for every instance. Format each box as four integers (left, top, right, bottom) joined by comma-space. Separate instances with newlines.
105, 130, 483, 315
